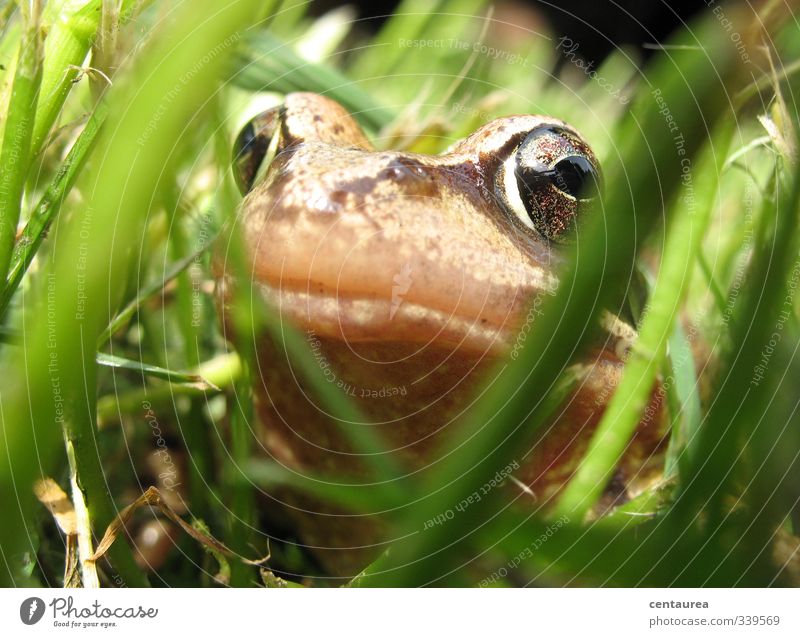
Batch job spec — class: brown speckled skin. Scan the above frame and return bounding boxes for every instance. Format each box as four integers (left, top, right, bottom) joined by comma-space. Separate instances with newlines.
217, 93, 667, 577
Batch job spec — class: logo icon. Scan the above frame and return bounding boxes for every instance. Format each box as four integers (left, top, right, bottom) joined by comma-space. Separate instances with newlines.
20, 597, 45, 625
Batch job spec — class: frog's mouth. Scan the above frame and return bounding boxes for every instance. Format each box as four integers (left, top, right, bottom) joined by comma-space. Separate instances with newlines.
240, 272, 555, 358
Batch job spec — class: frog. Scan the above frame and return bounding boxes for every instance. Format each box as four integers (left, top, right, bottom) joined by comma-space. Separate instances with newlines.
216, 92, 667, 578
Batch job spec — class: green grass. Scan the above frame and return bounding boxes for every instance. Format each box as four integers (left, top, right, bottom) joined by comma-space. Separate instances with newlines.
0, 0, 798, 587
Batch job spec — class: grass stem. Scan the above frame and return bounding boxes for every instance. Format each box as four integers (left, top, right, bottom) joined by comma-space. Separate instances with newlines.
0, 0, 42, 282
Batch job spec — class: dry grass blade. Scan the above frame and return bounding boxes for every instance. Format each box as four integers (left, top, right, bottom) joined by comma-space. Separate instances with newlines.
88, 487, 270, 568
63, 536, 82, 588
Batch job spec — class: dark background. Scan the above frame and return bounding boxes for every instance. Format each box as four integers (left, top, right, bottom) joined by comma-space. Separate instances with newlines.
311, 0, 710, 67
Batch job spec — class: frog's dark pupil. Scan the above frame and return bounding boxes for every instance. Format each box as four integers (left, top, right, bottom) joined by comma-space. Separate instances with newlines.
550, 155, 596, 198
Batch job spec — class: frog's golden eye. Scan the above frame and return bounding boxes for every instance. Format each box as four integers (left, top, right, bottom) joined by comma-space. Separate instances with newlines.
232, 107, 283, 195
495, 125, 601, 243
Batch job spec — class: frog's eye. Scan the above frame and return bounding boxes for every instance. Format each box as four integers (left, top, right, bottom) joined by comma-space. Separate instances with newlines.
495, 125, 601, 243
232, 107, 283, 195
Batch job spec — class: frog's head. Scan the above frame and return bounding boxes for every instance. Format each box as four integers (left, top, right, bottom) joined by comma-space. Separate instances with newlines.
223, 92, 602, 356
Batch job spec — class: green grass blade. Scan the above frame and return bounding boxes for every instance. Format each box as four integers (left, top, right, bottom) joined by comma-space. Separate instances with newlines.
96, 352, 218, 389
1, 101, 108, 318
231, 31, 395, 132
96, 353, 241, 427
670, 120, 800, 583
662, 319, 702, 479
0, 1, 42, 282
97, 226, 219, 346
245, 459, 395, 513
553, 121, 734, 520
30, 0, 154, 156
0, 329, 222, 390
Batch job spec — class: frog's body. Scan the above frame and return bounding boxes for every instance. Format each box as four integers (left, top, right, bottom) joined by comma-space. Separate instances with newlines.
217, 93, 666, 577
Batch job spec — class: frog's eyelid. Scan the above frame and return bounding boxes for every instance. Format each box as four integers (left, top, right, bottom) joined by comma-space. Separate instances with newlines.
499, 153, 536, 231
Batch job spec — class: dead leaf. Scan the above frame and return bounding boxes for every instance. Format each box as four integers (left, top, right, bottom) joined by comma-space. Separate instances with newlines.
88, 486, 270, 568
